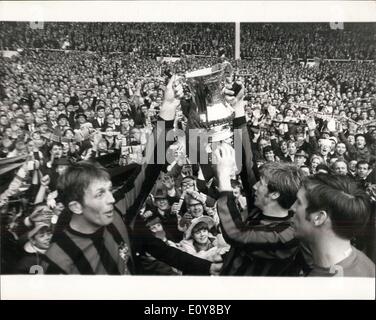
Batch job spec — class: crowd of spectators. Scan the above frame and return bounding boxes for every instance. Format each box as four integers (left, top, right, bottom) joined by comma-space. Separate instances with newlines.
240, 23, 375, 60
0, 22, 375, 275
0, 22, 235, 57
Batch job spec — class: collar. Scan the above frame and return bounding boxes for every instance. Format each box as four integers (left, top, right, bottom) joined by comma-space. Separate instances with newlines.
67, 224, 105, 239
24, 241, 47, 254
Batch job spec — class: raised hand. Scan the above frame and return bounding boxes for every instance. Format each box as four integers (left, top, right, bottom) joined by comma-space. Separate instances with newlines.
213, 142, 236, 192
209, 253, 223, 275
223, 78, 245, 117
40, 175, 50, 187
29, 205, 54, 224
306, 116, 317, 131
159, 75, 184, 121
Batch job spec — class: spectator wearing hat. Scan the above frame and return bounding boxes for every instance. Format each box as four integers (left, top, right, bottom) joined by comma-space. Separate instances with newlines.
14, 222, 53, 274
53, 114, 70, 137
176, 191, 220, 236
294, 149, 308, 168
339, 124, 375, 163
75, 112, 88, 129
179, 216, 230, 262
151, 187, 182, 242
138, 215, 182, 275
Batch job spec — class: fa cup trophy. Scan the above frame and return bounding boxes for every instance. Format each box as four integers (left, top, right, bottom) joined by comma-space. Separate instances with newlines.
182, 61, 236, 167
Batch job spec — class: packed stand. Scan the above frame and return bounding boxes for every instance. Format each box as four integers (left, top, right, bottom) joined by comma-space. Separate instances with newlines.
0, 22, 375, 276
0, 22, 235, 58
241, 23, 376, 60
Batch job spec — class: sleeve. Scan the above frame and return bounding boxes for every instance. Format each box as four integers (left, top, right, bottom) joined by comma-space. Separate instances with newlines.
217, 191, 296, 250
114, 116, 175, 226
233, 116, 257, 204
309, 133, 319, 155
91, 96, 98, 111
131, 215, 211, 275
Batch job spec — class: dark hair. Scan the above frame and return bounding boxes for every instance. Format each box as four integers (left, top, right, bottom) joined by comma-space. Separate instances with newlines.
57, 160, 110, 206
259, 162, 303, 209
48, 141, 63, 154
355, 134, 366, 141
316, 163, 330, 173
262, 146, 274, 158
302, 173, 372, 239
356, 160, 369, 169
192, 221, 209, 235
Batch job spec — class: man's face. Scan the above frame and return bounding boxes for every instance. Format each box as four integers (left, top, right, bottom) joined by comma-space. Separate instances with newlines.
253, 176, 272, 210
296, 134, 305, 146
357, 164, 369, 179
264, 150, 275, 162
0, 116, 8, 126
181, 178, 195, 192
290, 187, 315, 241
280, 141, 287, 153
356, 136, 366, 149
259, 139, 268, 150
155, 198, 170, 211
187, 199, 204, 218
334, 162, 348, 175
320, 142, 330, 156
349, 160, 357, 172
121, 118, 130, 127
35, 109, 44, 118
335, 143, 346, 155
149, 222, 163, 234
347, 135, 355, 145
295, 155, 306, 167
97, 109, 105, 118
106, 114, 115, 124
287, 142, 297, 156
51, 145, 63, 158
49, 111, 57, 121
232, 186, 241, 198
58, 117, 67, 127
81, 179, 115, 227
16, 118, 25, 128
24, 112, 34, 124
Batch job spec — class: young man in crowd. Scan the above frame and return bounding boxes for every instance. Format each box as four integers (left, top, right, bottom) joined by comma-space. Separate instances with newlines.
290, 173, 375, 277
356, 160, 370, 182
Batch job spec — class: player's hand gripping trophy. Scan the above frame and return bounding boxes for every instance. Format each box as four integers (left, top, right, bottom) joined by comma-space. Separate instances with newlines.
173, 61, 241, 178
